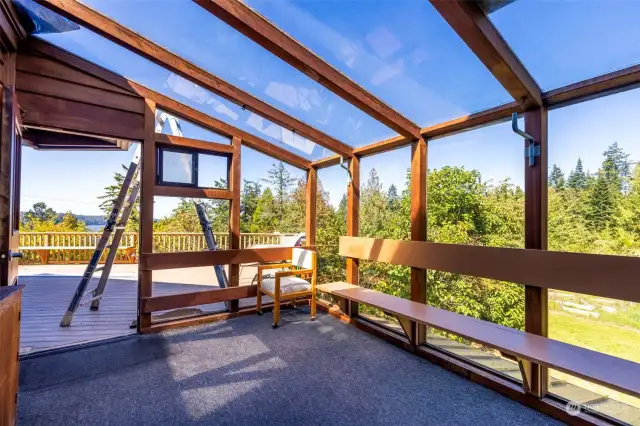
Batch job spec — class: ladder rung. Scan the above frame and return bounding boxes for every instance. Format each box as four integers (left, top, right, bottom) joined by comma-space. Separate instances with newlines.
95, 266, 105, 272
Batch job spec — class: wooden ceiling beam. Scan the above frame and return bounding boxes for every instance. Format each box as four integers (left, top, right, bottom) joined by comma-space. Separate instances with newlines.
429, 0, 542, 109
34, 0, 353, 158
193, 0, 421, 140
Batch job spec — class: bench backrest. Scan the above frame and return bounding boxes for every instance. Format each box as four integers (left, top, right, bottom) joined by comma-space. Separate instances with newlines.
338, 236, 640, 304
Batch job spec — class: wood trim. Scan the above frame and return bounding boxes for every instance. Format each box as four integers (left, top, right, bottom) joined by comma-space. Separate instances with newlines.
16, 70, 144, 114
544, 64, 640, 108
228, 136, 241, 312
311, 154, 341, 170
339, 236, 640, 303
305, 167, 317, 247
346, 157, 360, 290
429, 0, 542, 109
17, 91, 145, 140
35, 0, 353, 158
194, 0, 421, 140
138, 99, 156, 331
129, 82, 311, 170
142, 285, 257, 313
22, 129, 125, 151
154, 133, 234, 155
410, 138, 427, 346
523, 107, 549, 398
354, 134, 410, 157
140, 247, 293, 271
153, 185, 234, 200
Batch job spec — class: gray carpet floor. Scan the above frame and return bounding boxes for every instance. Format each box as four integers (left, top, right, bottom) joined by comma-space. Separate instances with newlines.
18, 308, 563, 425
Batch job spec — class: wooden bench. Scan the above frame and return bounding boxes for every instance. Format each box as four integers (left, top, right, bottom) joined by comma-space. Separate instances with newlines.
317, 236, 640, 400
21, 246, 137, 264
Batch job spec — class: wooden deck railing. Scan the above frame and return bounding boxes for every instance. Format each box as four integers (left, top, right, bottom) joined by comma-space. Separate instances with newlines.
19, 232, 289, 265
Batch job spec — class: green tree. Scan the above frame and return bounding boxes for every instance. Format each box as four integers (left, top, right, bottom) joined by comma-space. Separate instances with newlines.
585, 170, 617, 231
24, 201, 57, 223
98, 164, 139, 232
240, 179, 261, 232
57, 211, 89, 232
567, 158, 587, 190
251, 188, 278, 232
549, 164, 565, 190
263, 162, 296, 223
602, 142, 630, 192
360, 169, 388, 238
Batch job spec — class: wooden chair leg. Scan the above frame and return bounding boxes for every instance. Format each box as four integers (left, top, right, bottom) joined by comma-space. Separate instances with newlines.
310, 291, 316, 320
256, 289, 263, 315
273, 294, 280, 328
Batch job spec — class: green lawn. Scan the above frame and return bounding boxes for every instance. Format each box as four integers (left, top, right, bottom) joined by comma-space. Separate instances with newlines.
549, 311, 640, 363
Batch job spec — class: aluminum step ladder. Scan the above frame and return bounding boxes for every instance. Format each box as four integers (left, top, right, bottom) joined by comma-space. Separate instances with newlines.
60, 144, 141, 327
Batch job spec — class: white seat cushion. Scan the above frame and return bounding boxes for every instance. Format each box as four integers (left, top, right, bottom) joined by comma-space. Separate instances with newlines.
261, 276, 311, 295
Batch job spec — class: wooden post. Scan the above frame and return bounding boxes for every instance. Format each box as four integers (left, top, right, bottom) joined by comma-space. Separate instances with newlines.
523, 107, 548, 397
138, 98, 156, 332
305, 167, 317, 248
228, 136, 241, 312
411, 137, 427, 346
346, 156, 360, 317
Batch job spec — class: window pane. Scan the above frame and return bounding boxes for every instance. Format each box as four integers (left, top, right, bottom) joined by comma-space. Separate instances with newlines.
82, 0, 396, 147
547, 90, 640, 419
38, 29, 334, 160
250, 0, 512, 132
490, 1, 640, 90
161, 150, 194, 184
197, 153, 228, 188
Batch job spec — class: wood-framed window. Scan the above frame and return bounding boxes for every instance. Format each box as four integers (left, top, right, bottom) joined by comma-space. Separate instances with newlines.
156, 146, 229, 189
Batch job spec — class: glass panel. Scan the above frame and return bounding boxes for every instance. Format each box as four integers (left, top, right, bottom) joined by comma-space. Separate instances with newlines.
161, 150, 195, 185
426, 122, 524, 378
548, 90, 640, 419
38, 29, 334, 160
157, 108, 231, 144
316, 166, 347, 285
490, 1, 640, 90
197, 153, 228, 188
81, 0, 396, 147
249, 0, 512, 131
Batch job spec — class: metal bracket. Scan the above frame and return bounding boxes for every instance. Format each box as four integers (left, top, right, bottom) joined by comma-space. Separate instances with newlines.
339, 156, 353, 185
511, 113, 539, 167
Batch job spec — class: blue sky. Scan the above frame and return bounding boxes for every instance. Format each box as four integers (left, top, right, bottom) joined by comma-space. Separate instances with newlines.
20, 0, 640, 217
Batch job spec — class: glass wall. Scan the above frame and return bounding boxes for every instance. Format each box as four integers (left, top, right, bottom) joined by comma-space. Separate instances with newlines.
547, 90, 640, 420
425, 121, 524, 381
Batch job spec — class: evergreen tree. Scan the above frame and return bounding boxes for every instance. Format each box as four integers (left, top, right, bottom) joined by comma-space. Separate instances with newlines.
549, 164, 565, 190
57, 211, 88, 232
240, 179, 262, 233
25, 201, 57, 223
251, 188, 278, 232
602, 142, 630, 192
567, 159, 587, 190
98, 164, 139, 232
263, 163, 296, 223
585, 171, 617, 230
360, 169, 388, 237
387, 184, 400, 210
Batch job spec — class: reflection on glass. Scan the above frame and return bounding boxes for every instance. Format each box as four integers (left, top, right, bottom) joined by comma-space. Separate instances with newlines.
249, 0, 512, 129
198, 153, 228, 188
490, 1, 640, 90
162, 150, 194, 184
38, 29, 335, 160
547, 95, 640, 420
81, 0, 397, 147
157, 107, 231, 144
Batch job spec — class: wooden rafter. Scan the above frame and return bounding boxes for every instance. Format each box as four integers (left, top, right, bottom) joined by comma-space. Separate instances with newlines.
24, 37, 311, 170
193, 0, 421, 140
34, 0, 354, 158
429, 0, 542, 109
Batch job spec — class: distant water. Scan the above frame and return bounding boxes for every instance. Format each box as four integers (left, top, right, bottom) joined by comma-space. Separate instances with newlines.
87, 225, 104, 231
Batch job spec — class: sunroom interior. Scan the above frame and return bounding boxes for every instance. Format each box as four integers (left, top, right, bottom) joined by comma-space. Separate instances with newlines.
1, 0, 640, 425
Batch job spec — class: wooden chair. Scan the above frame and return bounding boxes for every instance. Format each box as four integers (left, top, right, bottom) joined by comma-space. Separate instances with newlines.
256, 248, 316, 328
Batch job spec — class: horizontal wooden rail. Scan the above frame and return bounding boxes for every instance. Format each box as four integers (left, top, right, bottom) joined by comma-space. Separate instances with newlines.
154, 133, 235, 155
339, 236, 640, 303
142, 285, 257, 313
153, 185, 234, 199
140, 247, 293, 270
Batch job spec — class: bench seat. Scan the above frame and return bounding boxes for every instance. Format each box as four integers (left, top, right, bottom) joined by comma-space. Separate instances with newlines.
317, 282, 640, 399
